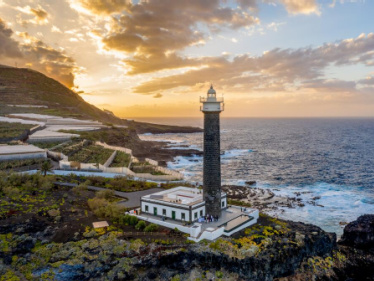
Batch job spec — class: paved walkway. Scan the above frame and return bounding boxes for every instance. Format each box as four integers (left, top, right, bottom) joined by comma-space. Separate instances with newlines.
54, 182, 162, 208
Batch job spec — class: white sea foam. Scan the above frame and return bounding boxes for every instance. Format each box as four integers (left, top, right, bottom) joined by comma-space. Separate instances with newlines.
141, 129, 374, 236
256, 182, 374, 237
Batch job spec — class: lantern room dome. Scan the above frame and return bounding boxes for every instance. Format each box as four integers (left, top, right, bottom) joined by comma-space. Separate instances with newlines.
207, 85, 216, 96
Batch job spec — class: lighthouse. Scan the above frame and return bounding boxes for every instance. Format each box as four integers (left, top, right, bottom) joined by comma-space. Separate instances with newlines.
200, 85, 224, 218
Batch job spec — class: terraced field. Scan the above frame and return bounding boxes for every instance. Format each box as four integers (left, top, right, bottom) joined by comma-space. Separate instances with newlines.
68, 144, 114, 164
109, 151, 131, 167
0, 122, 33, 139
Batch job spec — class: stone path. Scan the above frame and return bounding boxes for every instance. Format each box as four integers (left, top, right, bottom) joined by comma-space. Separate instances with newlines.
54, 182, 163, 208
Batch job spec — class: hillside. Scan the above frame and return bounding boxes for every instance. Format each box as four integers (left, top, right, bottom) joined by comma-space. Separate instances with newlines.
0, 65, 126, 124
0, 64, 202, 134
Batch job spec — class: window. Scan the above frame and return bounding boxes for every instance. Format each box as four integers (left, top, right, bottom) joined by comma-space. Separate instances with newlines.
222, 201, 225, 207
194, 212, 197, 219
145, 205, 149, 212
181, 213, 185, 220
200, 210, 203, 216
162, 209, 166, 216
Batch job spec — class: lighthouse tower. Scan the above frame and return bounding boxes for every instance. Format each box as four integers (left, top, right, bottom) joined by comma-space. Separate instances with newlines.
200, 85, 224, 218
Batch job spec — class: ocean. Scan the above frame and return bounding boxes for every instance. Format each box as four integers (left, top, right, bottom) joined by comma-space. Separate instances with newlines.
136, 117, 374, 236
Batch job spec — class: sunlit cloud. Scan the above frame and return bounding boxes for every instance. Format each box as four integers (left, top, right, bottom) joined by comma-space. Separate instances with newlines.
15, 5, 49, 25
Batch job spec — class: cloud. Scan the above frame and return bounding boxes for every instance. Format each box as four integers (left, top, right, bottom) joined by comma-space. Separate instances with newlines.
0, 18, 23, 58
302, 79, 357, 93
279, 0, 320, 15
15, 5, 49, 25
153, 93, 162, 98
99, 0, 259, 74
132, 33, 374, 94
0, 18, 77, 88
51, 25, 62, 33
358, 76, 374, 85
70, 0, 131, 15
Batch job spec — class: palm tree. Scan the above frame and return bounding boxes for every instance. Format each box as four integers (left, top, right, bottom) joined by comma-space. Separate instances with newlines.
41, 160, 53, 177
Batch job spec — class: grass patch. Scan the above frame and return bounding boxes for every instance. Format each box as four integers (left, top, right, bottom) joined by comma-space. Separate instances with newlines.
110, 151, 131, 167
0, 122, 33, 139
68, 144, 113, 164
228, 199, 252, 208
31, 141, 66, 149
0, 158, 45, 170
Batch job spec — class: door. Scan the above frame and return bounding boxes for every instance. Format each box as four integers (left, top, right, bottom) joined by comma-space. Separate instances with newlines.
154, 207, 157, 216
172, 211, 176, 220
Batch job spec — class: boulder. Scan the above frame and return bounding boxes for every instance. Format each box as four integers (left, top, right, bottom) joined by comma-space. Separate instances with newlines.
339, 214, 374, 249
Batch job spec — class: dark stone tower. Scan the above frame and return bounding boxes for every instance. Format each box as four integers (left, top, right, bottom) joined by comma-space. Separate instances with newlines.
200, 85, 224, 218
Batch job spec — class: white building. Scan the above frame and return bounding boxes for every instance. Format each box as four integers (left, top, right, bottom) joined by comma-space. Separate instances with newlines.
138, 186, 258, 242
140, 186, 227, 222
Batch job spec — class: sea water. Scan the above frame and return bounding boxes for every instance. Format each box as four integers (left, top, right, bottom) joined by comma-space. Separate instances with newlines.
137, 117, 374, 236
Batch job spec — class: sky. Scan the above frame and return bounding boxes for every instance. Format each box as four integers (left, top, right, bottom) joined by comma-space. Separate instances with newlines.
0, 0, 374, 118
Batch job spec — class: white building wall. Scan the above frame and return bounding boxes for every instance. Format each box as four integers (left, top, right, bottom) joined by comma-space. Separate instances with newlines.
141, 201, 191, 221
191, 205, 205, 221
221, 196, 227, 209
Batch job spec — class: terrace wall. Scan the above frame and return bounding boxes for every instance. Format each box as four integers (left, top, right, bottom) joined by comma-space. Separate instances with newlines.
103, 151, 117, 168
145, 158, 158, 166
95, 141, 132, 154
47, 151, 68, 161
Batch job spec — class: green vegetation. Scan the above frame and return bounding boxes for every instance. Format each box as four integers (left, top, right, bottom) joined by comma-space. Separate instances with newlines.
40, 160, 53, 176
144, 223, 159, 232
110, 151, 131, 167
0, 173, 57, 218
31, 141, 65, 149
135, 220, 146, 230
0, 122, 33, 139
228, 199, 252, 207
0, 158, 45, 171
131, 162, 166, 175
209, 214, 290, 259
59, 127, 131, 143
87, 190, 125, 221
68, 144, 113, 164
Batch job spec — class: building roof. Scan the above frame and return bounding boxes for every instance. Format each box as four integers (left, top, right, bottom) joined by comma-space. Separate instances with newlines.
142, 186, 226, 207
143, 186, 203, 206
92, 221, 109, 228
0, 144, 45, 155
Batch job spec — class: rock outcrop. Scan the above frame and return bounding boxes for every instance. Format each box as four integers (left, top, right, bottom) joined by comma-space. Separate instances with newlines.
339, 214, 374, 249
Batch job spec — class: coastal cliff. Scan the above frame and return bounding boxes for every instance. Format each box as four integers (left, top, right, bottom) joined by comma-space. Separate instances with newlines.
0, 172, 373, 280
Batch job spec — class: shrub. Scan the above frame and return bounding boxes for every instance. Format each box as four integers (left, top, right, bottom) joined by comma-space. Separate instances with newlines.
87, 197, 108, 215
72, 183, 88, 195
129, 216, 138, 226
135, 220, 146, 230
3, 186, 21, 199
118, 214, 131, 225
129, 239, 145, 252
144, 223, 159, 232
104, 204, 125, 220
96, 189, 115, 199
216, 271, 224, 278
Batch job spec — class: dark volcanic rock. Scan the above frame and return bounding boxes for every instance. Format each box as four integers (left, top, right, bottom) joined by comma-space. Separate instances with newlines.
339, 214, 374, 249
